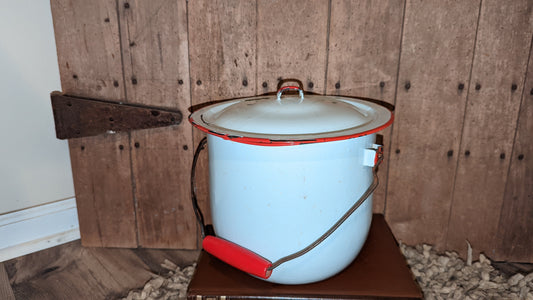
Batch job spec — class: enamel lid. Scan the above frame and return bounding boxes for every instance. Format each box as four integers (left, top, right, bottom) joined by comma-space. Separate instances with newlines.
189, 86, 393, 146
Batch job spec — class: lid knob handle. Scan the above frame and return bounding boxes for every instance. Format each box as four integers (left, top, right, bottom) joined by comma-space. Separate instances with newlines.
276, 86, 304, 103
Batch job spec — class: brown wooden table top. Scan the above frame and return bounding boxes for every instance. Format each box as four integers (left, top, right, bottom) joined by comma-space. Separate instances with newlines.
187, 214, 423, 299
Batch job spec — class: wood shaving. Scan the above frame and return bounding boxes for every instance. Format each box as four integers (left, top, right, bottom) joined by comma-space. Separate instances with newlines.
121, 262, 196, 300
400, 242, 533, 299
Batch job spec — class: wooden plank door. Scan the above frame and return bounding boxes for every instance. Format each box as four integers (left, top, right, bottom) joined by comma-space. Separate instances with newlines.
326, 0, 405, 213
385, 0, 480, 250
51, 0, 137, 247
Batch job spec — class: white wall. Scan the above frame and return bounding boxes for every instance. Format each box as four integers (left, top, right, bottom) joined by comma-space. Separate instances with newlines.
0, 1, 75, 214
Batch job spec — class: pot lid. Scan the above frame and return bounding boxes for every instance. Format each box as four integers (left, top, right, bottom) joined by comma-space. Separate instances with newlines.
189, 86, 393, 146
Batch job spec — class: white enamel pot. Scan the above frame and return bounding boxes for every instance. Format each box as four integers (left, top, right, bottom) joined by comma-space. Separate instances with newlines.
189, 85, 393, 284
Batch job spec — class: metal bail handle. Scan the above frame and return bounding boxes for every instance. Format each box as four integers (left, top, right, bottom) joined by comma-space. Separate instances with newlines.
191, 137, 383, 279
276, 86, 304, 103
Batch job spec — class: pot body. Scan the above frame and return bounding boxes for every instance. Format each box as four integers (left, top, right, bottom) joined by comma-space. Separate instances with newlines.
207, 133, 375, 284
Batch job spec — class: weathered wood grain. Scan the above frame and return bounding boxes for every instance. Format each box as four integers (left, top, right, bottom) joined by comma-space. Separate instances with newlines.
188, 0, 257, 101
68, 134, 137, 247
385, 0, 480, 250
118, 0, 196, 248
51, 0, 137, 247
494, 39, 533, 262
5, 240, 199, 299
256, 0, 329, 94
326, 0, 405, 213
188, 0, 258, 230
446, 0, 533, 259
0, 263, 15, 300
51, 0, 124, 101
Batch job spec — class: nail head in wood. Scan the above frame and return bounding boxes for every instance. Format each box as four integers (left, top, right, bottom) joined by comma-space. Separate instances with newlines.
196, 80, 202, 86
129, 42, 136, 47
109, 117, 114, 122
511, 83, 517, 91
131, 77, 137, 85
335, 82, 340, 89
458, 83, 464, 90
124, 2, 130, 9
530, 88, 533, 95
475, 83, 481, 90
379, 81, 385, 88
395, 149, 400, 154
113, 80, 119, 87
518, 154, 524, 160
500, 153, 505, 159
104, 18, 110, 23
119, 145, 124, 150
178, 79, 183, 85
134, 142, 140, 148
242, 79, 248, 87
262, 81, 268, 88
308, 82, 314, 89
447, 150, 453, 157
405, 81, 411, 90
465, 150, 470, 156
183, 145, 188, 151
81, 145, 85, 151
72, 74, 78, 79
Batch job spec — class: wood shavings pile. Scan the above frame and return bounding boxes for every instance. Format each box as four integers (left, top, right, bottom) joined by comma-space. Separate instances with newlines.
400, 242, 533, 299
122, 259, 196, 300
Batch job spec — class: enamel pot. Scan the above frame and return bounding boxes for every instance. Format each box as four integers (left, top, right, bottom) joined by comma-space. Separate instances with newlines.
189, 85, 393, 284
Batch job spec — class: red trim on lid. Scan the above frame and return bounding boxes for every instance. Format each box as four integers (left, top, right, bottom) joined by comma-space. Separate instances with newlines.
188, 112, 394, 147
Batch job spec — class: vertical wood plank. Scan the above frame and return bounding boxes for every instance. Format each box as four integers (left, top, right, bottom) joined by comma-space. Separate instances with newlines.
51, 0, 124, 101
68, 136, 137, 247
446, 0, 533, 258
189, 0, 257, 101
256, 0, 329, 94
51, 0, 137, 247
494, 39, 533, 262
188, 0, 258, 230
118, 0, 196, 248
326, 0, 405, 213
385, 0, 480, 250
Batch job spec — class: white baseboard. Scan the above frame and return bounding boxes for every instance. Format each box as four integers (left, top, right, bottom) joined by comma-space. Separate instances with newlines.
0, 198, 80, 262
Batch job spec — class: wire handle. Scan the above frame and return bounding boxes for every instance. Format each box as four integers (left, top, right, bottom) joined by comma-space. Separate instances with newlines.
191, 137, 208, 237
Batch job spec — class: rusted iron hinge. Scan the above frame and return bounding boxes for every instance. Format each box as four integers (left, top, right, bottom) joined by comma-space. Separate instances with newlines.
51, 91, 183, 139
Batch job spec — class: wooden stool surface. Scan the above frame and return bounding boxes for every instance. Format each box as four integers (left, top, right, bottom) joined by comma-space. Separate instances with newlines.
187, 214, 423, 299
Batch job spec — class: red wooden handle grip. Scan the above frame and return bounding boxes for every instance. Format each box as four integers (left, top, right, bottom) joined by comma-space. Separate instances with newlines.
202, 236, 273, 279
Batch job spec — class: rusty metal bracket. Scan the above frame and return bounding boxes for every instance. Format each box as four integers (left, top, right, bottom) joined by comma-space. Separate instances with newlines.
51, 91, 183, 139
